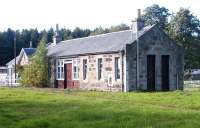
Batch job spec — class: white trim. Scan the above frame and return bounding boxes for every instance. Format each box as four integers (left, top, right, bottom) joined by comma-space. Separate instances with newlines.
72, 58, 79, 80
123, 54, 127, 92
64, 59, 72, 64
96, 57, 103, 81
56, 59, 64, 80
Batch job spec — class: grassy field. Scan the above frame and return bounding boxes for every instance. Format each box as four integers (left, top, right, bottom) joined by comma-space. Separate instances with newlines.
0, 88, 200, 128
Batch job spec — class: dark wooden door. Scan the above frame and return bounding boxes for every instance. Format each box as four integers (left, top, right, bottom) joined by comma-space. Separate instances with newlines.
65, 63, 73, 89
147, 55, 156, 91
161, 55, 169, 91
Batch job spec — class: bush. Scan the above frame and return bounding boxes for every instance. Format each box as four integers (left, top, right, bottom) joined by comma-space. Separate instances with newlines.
20, 37, 49, 87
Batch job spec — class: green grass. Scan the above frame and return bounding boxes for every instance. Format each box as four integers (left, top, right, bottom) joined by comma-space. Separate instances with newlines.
0, 87, 200, 128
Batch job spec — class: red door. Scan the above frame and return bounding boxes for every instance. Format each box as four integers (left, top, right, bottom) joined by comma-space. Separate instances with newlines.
65, 63, 73, 89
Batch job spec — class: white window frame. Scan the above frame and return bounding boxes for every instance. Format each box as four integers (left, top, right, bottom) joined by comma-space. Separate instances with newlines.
56, 59, 64, 80
72, 58, 79, 80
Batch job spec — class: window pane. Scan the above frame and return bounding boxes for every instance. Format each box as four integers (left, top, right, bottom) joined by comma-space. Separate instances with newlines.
98, 58, 102, 80
61, 67, 64, 79
115, 57, 120, 79
83, 59, 87, 80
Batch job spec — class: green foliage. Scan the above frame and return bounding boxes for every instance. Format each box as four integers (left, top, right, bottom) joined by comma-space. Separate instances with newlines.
0, 88, 200, 128
90, 26, 105, 36
167, 8, 200, 69
20, 38, 49, 87
1, 5, 200, 70
0, 24, 129, 66
90, 24, 129, 36
142, 5, 200, 69
141, 4, 170, 29
109, 24, 130, 32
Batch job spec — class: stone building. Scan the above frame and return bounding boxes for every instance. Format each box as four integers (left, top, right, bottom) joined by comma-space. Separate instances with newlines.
48, 16, 184, 92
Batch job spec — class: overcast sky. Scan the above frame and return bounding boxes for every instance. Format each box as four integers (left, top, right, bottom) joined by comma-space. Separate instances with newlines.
0, 0, 199, 31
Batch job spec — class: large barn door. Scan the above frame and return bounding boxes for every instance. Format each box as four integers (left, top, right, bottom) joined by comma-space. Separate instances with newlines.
147, 55, 156, 91
161, 55, 169, 91
64, 63, 73, 89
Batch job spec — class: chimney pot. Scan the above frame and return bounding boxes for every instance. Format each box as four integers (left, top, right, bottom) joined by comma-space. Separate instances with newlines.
131, 9, 145, 31
52, 24, 61, 46
137, 9, 141, 19
30, 41, 32, 48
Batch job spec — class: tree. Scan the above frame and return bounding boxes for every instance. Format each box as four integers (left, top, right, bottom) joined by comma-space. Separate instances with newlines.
168, 8, 200, 69
142, 4, 170, 29
47, 28, 54, 43
20, 37, 49, 87
71, 27, 90, 38
90, 26, 105, 36
109, 24, 129, 32
60, 28, 72, 40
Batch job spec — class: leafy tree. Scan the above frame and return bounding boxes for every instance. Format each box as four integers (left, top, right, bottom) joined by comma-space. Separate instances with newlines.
109, 24, 129, 32
71, 27, 90, 38
90, 26, 105, 36
47, 28, 54, 43
60, 28, 72, 40
20, 37, 49, 87
168, 8, 200, 69
142, 4, 170, 29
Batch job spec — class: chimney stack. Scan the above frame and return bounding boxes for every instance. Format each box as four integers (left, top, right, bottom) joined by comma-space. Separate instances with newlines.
137, 9, 141, 19
131, 9, 145, 32
30, 41, 32, 48
52, 24, 61, 46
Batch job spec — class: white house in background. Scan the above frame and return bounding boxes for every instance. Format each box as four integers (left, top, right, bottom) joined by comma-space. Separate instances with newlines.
6, 48, 36, 85
191, 69, 200, 80
0, 66, 7, 85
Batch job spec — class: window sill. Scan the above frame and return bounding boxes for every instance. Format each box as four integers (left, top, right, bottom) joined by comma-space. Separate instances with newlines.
56, 79, 64, 81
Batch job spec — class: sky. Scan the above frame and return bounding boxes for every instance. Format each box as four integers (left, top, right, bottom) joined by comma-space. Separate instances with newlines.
0, 0, 199, 31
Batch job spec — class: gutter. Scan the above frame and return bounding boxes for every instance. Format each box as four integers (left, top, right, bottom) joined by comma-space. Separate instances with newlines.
121, 50, 125, 92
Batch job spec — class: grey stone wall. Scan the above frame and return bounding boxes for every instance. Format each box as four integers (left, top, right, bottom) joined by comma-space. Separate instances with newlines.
48, 58, 56, 88
49, 53, 124, 92
126, 26, 184, 91
78, 53, 123, 92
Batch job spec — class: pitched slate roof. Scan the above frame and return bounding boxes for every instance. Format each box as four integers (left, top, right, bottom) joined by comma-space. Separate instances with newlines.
6, 56, 20, 66
47, 25, 154, 57
6, 48, 36, 66
191, 69, 200, 75
23, 48, 36, 56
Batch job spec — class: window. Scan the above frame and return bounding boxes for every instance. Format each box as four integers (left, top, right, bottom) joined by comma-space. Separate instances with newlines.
115, 57, 120, 80
83, 59, 87, 80
97, 58, 103, 80
56, 60, 64, 80
0, 69, 7, 74
73, 59, 79, 80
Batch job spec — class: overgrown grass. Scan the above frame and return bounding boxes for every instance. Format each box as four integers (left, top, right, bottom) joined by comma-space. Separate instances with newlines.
0, 87, 200, 128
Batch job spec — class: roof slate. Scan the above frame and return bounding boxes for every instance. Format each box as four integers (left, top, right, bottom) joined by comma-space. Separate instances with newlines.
47, 25, 154, 57
23, 48, 36, 56
6, 48, 36, 66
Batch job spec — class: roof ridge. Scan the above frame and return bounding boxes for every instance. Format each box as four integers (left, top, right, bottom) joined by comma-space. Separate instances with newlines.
57, 25, 154, 45
23, 48, 36, 49
59, 29, 132, 44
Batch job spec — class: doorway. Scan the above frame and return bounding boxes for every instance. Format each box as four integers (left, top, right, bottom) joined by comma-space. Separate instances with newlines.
161, 55, 169, 91
64, 63, 73, 89
147, 55, 156, 91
